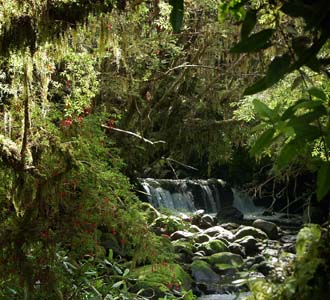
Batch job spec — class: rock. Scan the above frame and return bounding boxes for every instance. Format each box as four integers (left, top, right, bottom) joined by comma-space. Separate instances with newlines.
234, 226, 268, 240
207, 252, 244, 267
235, 236, 259, 256
200, 214, 216, 229
170, 230, 195, 241
194, 233, 211, 243
191, 260, 220, 283
252, 219, 278, 239
151, 215, 185, 234
221, 222, 240, 231
216, 207, 243, 222
280, 234, 297, 244
228, 242, 246, 257
255, 261, 273, 276
204, 226, 235, 241
198, 239, 229, 255
190, 225, 202, 233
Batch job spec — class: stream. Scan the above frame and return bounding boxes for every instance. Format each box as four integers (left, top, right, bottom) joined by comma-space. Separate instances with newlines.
139, 178, 301, 299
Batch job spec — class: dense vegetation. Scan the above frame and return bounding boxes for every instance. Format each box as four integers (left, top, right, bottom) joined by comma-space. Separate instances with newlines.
0, 0, 329, 299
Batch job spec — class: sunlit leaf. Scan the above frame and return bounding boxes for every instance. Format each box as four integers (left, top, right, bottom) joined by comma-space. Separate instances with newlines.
253, 99, 278, 121
230, 29, 274, 53
316, 162, 330, 201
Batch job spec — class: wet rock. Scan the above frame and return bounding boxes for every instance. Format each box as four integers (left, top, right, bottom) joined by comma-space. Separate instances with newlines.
221, 223, 240, 231
172, 240, 194, 263
170, 230, 195, 241
204, 226, 235, 241
191, 260, 221, 283
252, 219, 278, 239
190, 225, 202, 233
198, 239, 228, 256
280, 234, 297, 244
235, 235, 259, 256
254, 261, 273, 276
200, 214, 216, 229
194, 233, 211, 243
228, 242, 246, 257
216, 207, 243, 222
235, 226, 268, 240
207, 252, 244, 267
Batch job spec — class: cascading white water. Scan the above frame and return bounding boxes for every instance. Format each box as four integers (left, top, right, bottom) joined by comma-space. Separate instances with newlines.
233, 188, 264, 216
139, 178, 261, 215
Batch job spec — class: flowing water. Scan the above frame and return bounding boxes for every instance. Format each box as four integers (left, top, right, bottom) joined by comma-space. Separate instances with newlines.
139, 178, 262, 216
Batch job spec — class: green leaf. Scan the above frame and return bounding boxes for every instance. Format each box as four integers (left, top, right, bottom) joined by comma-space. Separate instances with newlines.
308, 87, 327, 101
230, 29, 274, 53
253, 99, 278, 121
241, 10, 257, 39
316, 163, 330, 201
250, 127, 275, 156
266, 54, 291, 85
276, 140, 298, 169
169, 0, 184, 33
112, 280, 124, 289
244, 77, 269, 95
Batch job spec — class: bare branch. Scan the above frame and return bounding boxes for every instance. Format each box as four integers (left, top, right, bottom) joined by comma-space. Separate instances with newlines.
101, 124, 166, 145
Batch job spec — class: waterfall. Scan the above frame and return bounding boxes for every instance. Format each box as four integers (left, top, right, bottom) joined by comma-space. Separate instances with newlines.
139, 178, 263, 215
139, 178, 240, 213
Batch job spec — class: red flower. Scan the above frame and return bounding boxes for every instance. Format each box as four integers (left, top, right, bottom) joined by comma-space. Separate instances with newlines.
107, 23, 112, 31
84, 107, 91, 116
61, 118, 72, 127
77, 115, 83, 122
111, 229, 116, 235
41, 230, 49, 239
108, 118, 116, 130
120, 238, 126, 245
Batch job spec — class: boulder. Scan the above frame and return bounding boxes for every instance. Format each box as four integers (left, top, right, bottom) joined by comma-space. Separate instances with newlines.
228, 242, 246, 257
189, 225, 202, 233
194, 233, 211, 243
234, 226, 268, 240
200, 214, 216, 229
191, 260, 220, 283
207, 252, 244, 267
197, 239, 228, 255
235, 235, 259, 256
203, 226, 235, 241
170, 230, 195, 241
216, 207, 243, 222
252, 219, 278, 239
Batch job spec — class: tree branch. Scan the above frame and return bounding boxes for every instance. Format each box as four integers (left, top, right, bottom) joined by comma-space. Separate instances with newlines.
101, 125, 166, 145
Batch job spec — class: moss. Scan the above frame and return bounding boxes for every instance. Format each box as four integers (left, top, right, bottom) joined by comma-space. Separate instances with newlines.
131, 263, 192, 290
207, 252, 243, 267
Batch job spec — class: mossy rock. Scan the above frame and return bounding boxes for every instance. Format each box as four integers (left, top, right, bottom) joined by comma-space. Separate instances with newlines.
151, 215, 186, 234
191, 260, 220, 283
207, 252, 243, 267
198, 239, 228, 255
131, 263, 192, 297
234, 226, 268, 240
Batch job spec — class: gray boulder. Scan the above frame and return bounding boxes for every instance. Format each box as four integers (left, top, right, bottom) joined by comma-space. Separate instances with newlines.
191, 260, 220, 283
170, 230, 195, 241
235, 235, 259, 256
235, 226, 268, 240
204, 226, 235, 241
252, 219, 278, 239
